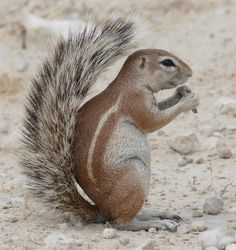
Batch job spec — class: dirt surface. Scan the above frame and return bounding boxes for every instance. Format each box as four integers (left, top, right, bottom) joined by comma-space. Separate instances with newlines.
0, 0, 236, 249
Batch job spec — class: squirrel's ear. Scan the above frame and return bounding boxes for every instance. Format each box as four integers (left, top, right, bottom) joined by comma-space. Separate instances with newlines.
139, 56, 146, 69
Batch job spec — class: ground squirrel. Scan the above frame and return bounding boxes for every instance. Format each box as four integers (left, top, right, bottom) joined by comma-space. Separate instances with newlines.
20, 16, 199, 231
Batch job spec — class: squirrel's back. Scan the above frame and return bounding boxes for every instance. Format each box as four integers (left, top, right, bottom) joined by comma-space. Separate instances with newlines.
20, 16, 137, 222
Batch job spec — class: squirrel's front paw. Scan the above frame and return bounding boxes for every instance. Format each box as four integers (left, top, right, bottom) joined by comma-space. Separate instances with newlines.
180, 92, 199, 112
176, 85, 192, 97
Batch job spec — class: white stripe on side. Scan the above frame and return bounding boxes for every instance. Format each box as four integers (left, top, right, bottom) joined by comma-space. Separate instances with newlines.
87, 97, 120, 181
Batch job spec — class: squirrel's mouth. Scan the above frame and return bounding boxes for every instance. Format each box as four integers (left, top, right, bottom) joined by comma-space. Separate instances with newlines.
170, 75, 190, 87
166, 81, 183, 89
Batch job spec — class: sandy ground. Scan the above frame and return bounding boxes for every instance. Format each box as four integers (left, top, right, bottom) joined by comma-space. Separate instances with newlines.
0, 0, 236, 249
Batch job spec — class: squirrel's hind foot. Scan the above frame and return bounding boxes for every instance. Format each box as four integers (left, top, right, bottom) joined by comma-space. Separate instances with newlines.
115, 218, 179, 232
114, 211, 183, 231
136, 211, 183, 222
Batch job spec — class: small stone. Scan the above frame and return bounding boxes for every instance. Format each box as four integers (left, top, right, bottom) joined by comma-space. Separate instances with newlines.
136, 239, 155, 250
61, 238, 83, 246
157, 130, 165, 136
16, 58, 28, 72
44, 232, 83, 247
168, 133, 199, 155
216, 142, 232, 159
177, 156, 193, 167
226, 244, 236, 250
228, 222, 236, 230
177, 224, 192, 234
119, 237, 130, 246
103, 228, 116, 239
203, 197, 224, 215
191, 221, 208, 232
217, 97, 236, 116
220, 237, 236, 250
200, 228, 236, 249
205, 247, 218, 250
192, 210, 203, 218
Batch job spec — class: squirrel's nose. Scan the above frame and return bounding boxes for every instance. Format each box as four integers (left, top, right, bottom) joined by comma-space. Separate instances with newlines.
187, 67, 193, 77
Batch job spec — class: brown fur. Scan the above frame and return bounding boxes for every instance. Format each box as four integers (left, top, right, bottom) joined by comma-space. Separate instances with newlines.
20, 16, 199, 228
73, 49, 199, 225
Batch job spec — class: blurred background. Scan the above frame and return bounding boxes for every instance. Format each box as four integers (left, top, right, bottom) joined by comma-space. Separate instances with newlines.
0, 1, 235, 249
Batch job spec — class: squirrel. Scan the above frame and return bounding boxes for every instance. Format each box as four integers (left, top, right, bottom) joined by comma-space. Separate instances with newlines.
20, 16, 199, 231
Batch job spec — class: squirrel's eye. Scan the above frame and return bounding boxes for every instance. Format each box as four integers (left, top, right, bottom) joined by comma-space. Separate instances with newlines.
160, 59, 176, 67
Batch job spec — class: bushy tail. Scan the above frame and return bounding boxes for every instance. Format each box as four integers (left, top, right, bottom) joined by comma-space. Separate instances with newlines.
20, 16, 136, 221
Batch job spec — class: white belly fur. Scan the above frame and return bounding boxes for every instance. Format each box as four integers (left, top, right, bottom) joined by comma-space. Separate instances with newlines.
104, 117, 151, 197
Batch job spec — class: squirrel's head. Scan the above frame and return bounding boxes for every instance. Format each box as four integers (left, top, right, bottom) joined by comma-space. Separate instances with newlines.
122, 49, 192, 92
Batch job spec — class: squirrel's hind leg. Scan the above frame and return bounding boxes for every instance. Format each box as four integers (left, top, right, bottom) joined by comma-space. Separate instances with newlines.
136, 211, 183, 222
115, 218, 179, 232
114, 211, 182, 232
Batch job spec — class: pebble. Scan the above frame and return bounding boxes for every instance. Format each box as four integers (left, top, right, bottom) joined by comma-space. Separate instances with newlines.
191, 221, 208, 232
135, 239, 155, 250
177, 156, 193, 167
216, 141, 232, 159
228, 222, 236, 230
177, 224, 192, 234
16, 58, 28, 72
103, 228, 116, 239
203, 197, 224, 215
216, 97, 236, 116
157, 130, 165, 136
192, 210, 203, 218
119, 237, 130, 246
44, 232, 83, 247
226, 244, 236, 250
148, 227, 156, 234
205, 247, 218, 250
168, 133, 199, 155
200, 228, 236, 249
